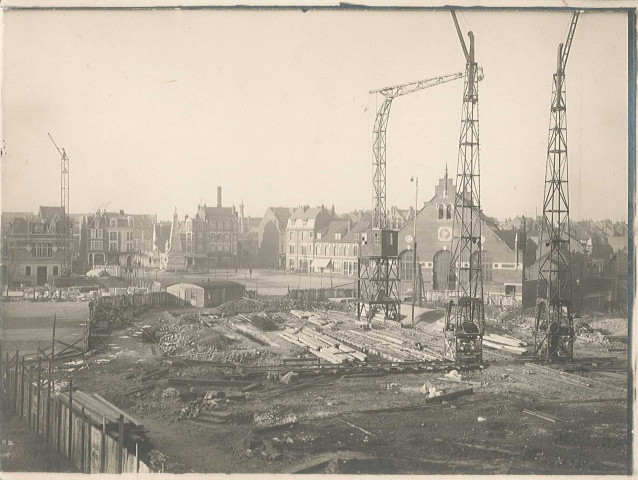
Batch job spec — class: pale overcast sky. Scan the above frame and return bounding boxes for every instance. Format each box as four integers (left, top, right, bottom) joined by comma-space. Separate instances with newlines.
1, 8, 629, 222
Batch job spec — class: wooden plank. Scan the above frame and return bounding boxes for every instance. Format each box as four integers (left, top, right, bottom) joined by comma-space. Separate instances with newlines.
523, 409, 557, 423
91, 394, 144, 427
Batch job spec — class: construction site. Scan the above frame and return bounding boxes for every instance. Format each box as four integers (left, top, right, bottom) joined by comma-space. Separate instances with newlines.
0, 7, 631, 477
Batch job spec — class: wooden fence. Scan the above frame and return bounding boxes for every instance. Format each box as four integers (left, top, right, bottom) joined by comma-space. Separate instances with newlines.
94, 291, 169, 309
1, 350, 154, 474
287, 287, 357, 302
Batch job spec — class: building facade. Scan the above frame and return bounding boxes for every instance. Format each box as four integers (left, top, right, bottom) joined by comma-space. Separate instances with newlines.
311, 220, 370, 276
79, 210, 156, 275
1, 206, 71, 287
285, 206, 334, 273
397, 171, 526, 300
257, 207, 293, 269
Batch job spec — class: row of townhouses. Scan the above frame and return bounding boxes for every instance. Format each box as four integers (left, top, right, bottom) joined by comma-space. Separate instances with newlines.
1, 173, 628, 311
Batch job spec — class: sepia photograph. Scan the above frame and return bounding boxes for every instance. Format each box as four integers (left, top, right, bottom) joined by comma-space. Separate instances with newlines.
0, 1, 633, 476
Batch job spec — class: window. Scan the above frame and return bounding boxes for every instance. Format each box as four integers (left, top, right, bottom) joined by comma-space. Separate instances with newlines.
374, 233, 381, 246
186, 244, 193, 253
26, 266, 31, 276
90, 241, 103, 250
110, 219, 117, 227
34, 243, 53, 258
401, 250, 416, 281
110, 243, 117, 252
315, 244, 320, 255
301, 231, 306, 241
126, 243, 134, 252
127, 231, 133, 241
335, 233, 341, 240
289, 244, 295, 254
438, 205, 444, 220
53, 266, 59, 276
325, 245, 329, 256
109, 231, 117, 241
301, 244, 307, 255
89, 229, 95, 239
354, 245, 359, 256
309, 231, 314, 238
446, 204, 452, 219
289, 231, 294, 241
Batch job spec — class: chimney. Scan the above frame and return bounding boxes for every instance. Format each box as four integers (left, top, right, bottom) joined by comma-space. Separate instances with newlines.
217, 186, 222, 208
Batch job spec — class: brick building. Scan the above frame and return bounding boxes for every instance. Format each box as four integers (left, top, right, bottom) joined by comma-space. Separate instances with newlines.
397, 170, 526, 300
79, 210, 156, 275
1, 206, 72, 287
181, 187, 239, 271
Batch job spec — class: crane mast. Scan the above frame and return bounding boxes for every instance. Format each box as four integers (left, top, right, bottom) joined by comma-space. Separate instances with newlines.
534, 12, 580, 360
444, 11, 486, 367
48, 133, 72, 277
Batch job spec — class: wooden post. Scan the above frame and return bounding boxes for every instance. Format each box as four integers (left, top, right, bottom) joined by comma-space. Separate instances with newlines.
51, 314, 57, 361
100, 416, 106, 474
36, 358, 42, 435
14, 351, 19, 412
87, 417, 92, 474
135, 442, 139, 473
68, 379, 73, 460
56, 399, 62, 453
27, 365, 33, 427
4, 352, 8, 406
46, 359, 52, 443
19, 355, 24, 418
0, 342, 4, 405
80, 407, 86, 473
118, 414, 124, 474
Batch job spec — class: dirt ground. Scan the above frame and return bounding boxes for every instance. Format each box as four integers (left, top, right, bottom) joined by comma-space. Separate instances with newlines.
0, 409, 77, 473
49, 303, 629, 475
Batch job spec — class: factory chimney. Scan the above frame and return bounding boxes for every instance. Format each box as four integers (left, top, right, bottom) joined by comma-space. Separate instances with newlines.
217, 186, 222, 208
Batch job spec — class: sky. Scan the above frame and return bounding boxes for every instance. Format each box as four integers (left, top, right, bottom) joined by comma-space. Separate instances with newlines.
1, 8, 629, 222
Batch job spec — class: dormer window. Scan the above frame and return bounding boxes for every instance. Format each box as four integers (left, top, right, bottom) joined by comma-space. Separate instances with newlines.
317, 232, 322, 240
110, 219, 117, 227
303, 219, 308, 226
335, 232, 341, 240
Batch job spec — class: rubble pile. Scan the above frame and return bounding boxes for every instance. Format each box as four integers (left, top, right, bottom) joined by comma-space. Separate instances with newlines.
146, 311, 234, 357
246, 313, 280, 332
198, 348, 283, 365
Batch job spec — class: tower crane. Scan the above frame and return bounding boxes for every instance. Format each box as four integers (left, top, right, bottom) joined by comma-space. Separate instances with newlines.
48, 133, 72, 277
370, 72, 465, 229
357, 72, 466, 323
444, 11, 486, 367
534, 12, 580, 360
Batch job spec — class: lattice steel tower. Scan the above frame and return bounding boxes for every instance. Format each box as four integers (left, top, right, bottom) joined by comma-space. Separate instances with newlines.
443, 12, 485, 367
49, 133, 72, 277
534, 13, 579, 360
357, 73, 464, 322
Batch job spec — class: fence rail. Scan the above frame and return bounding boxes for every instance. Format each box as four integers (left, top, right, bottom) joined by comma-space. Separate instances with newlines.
1, 352, 155, 473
